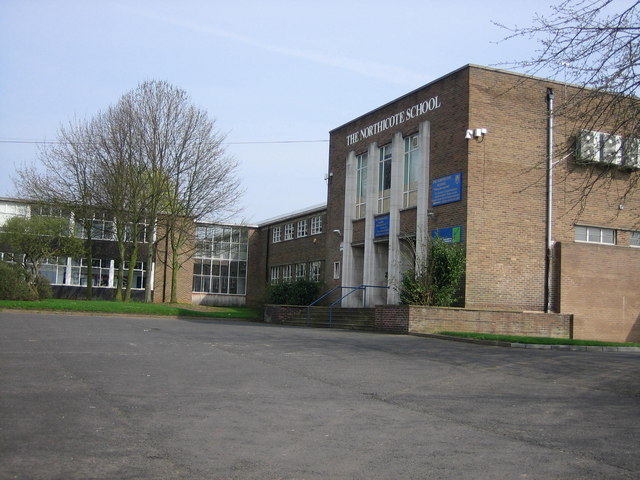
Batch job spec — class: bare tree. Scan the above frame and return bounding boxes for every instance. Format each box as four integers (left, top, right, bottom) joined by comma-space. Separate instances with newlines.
15, 118, 99, 299
117, 80, 242, 303
497, 0, 640, 215
16, 79, 242, 303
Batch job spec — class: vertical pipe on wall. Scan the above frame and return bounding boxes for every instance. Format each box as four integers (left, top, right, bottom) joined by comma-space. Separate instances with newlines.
545, 88, 555, 313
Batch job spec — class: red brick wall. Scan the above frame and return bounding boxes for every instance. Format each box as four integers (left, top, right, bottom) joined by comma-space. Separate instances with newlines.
375, 305, 410, 333
559, 242, 640, 342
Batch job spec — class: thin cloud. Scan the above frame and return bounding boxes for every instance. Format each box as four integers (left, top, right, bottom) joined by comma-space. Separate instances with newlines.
115, 4, 426, 87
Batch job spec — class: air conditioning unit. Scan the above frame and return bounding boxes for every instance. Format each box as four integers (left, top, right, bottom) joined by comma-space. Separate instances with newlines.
576, 130, 599, 164
623, 137, 640, 169
601, 133, 623, 165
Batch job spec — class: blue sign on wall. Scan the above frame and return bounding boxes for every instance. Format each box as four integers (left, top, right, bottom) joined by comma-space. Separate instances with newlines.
432, 226, 463, 244
374, 214, 390, 237
432, 173, 462, 206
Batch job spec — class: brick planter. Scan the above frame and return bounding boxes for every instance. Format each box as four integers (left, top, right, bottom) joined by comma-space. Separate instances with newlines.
375, 305, 573, 338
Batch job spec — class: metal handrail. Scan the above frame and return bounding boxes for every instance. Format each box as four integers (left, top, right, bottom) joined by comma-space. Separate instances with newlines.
328, 286, 364, 327
307, 284, 391, 327
306, 285, 363, 324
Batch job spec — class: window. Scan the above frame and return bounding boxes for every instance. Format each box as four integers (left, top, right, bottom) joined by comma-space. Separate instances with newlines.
282, 264, 292, 282
0, 201, 28, 226
575, 225, 616, 245
40, 257, 68, 285
378, 144, 392, 214
121, 261, 147, 289
295, 263, 306, 279
631, 232, 640, 247
333, 261, 341, 280
89, 258, 111, 287
311, 215, 323, 235
297, 220, 308, 238
284, 223, 294, 241
310, 261, 322, 282
272, 226, 281, 243
403, 134, 419, 208
355, 152, 368, 218
193, 225, 249, 295
270, 266, 279, 284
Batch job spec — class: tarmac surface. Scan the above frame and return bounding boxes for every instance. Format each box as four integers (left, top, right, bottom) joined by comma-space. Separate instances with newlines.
1, 311, 639, 480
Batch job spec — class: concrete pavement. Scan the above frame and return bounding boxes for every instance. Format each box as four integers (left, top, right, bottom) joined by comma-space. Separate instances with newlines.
1, 312, 639, 479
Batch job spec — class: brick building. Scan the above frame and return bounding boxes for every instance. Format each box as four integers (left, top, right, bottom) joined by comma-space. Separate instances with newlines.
247, 205, 327, 305
1, 64, 638, 342
318, 64, 639, 342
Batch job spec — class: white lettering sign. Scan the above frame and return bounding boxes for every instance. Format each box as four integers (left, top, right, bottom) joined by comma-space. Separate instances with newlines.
346, 96, 441, 146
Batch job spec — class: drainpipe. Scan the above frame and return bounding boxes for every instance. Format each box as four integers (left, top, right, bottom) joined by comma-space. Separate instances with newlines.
545, 88, 554, 313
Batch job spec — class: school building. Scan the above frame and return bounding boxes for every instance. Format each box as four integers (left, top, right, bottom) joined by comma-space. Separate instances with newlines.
256, 65, 640, 342
1, 65, 638, 342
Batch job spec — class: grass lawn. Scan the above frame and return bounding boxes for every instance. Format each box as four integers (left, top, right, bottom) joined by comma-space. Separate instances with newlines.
0, 298, 260, 319
436, 331, 640, 347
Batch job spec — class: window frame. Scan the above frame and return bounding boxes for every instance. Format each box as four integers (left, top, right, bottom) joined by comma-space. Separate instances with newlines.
297, 219, 308, 238
403, 134, 419, 209
272, 226, 281, 243
295, 263, 306, 279
270, 266, 279, 284
310, 261, 322, 282
575, 225, 616, 245
284, 223, 295, 241
355, 152, 368, 219
311, 215, 323, 235
333, 261, 341, 280
282, 264, 292, 282
378, 144, 392, 214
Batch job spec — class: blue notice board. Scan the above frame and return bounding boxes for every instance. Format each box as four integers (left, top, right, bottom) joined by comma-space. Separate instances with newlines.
432, 173, 462, 206
432, 226, 463, 244
374, 214, 390, 237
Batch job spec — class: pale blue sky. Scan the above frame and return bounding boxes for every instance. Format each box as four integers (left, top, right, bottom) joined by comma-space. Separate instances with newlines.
0, 0, 550, 223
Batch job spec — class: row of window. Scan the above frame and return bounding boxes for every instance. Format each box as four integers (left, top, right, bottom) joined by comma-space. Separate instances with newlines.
192, 259, 247, 295
0, 254, 148, 289
0, 204, 150, 243
270, 261, 323, 284
355, 133, 419, 219
195, 225, 249, 261
272, 215, 323, 243
575, 225, 640, 246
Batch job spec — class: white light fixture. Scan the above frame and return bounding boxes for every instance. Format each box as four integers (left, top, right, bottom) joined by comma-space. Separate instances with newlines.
465, 128, 488, 141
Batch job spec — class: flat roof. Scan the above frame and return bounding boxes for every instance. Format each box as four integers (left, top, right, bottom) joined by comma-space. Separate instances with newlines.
257, 203, 327, 227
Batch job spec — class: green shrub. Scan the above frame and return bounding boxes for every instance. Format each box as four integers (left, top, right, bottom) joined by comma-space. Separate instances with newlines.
0, 262, 37, 300
34, 276, 52, 300
267, 279, 322, 305
399, 236, 465, 307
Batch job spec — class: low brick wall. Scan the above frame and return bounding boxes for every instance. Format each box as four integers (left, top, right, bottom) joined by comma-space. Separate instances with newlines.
264, 305, 306, 324
375, 305, 411, 333
376, 305, 573, 338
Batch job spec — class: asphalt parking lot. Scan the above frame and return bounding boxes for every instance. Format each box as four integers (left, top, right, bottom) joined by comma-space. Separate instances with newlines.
1, 311, 639, 480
